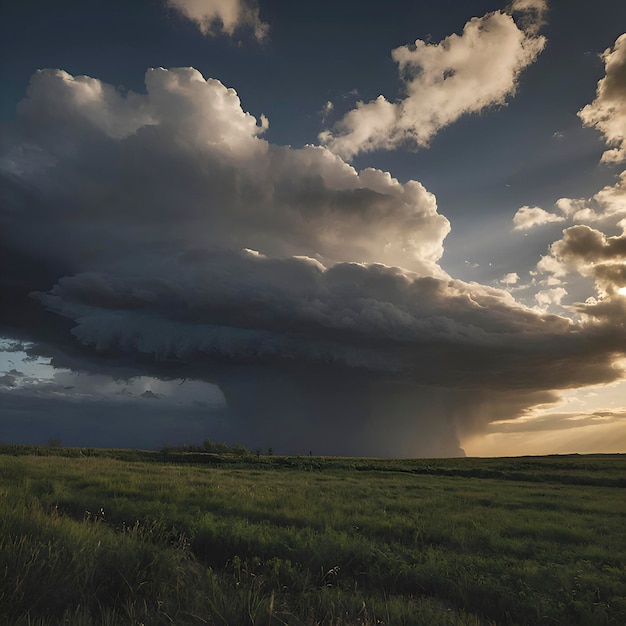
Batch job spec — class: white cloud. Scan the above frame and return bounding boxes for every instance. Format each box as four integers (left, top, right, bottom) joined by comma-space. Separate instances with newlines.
579, 33, 626, 164
16, 69, 153, 140
510, 0, 547, 13
319, 95, 398, 159
554, 171, 626, 224
500, 272, 520, 285
536, 254, 567, 277
14, 67, 269, 161
593, 169, 626, 219
5, 67, 449, 275
321, 100, 334, 121
556, 197, 585, 217
535, 287, 567, 307
320, 9, 546, 159
513, 205, 565, 230
167, 0, 268, 40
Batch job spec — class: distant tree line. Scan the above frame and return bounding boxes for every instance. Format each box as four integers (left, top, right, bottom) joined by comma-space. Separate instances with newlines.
160, 439, 274, 456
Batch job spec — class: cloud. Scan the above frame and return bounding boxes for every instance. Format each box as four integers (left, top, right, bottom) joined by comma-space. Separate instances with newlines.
321, 100, 334, 122
500, 272, 520, 285
320, 8, 546, 159
466, 403, 626, 456
1, 65, 625, 457
487, 406, 626, 436
141, 390, 162, 400
535, 287, 567, 307
466, 417, 626, 456
536, 225, 626, 319
0, 392, 229, 449
166, 0, 268, 41
539, 225, 626, 300
579, 33, 626, 164
35, 256, 588, 379
551, 226, 626, 267
23, 252, 626, 455
0, 372, 19, 388
554, 171, 626, 224
530, 35, 626, 324
2, 68, 448, 276
0, 361, 226, 410
513, 206, 565, 230
509, 0, 548, 36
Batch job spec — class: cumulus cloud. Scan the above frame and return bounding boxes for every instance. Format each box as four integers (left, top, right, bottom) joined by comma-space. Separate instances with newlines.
320, 8, 546, 159
536, 225, 626, 321
2, 67, 447, 275
579, 33, 626, 164
535, 287, 567, 307
500, 272, 520, 285
553, 171, 626, 224
530, 34, 626, 325
550, 226, 626, 268
167, 0, 268, 41
2, 64, 626, 457
513, 205, 565, 230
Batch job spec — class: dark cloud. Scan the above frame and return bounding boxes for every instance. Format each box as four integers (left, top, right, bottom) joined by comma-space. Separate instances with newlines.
0, 392, 229, 449
538, 225, 626, 322
141, 390, 162, 400
1, 66, 626, 456
551, 226, 626, 265
31, 253, 623, 392
0, 373, 19, 388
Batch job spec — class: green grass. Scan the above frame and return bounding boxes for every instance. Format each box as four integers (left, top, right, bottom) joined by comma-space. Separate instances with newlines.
1, 448, 625, 625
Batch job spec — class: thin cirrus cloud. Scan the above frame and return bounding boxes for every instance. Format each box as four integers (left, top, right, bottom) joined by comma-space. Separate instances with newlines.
319, 2, 547, 159
166, 0, 268, 41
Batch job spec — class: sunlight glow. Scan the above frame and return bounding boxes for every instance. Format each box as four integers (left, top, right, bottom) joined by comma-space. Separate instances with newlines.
618, 287, 626, 296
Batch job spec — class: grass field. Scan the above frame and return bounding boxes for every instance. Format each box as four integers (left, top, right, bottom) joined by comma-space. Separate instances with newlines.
1, 447, 625, 625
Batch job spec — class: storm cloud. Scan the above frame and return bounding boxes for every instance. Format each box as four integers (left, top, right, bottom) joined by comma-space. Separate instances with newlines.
1, 55, 625, 456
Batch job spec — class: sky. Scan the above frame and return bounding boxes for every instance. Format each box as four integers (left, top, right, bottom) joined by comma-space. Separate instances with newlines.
1, 0, 625, 457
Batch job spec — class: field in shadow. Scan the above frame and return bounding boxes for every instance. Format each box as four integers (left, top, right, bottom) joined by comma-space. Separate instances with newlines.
1, 447, 625, 625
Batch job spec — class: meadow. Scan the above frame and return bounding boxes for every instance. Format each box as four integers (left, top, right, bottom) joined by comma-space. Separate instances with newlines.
1, 447, 624, 625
